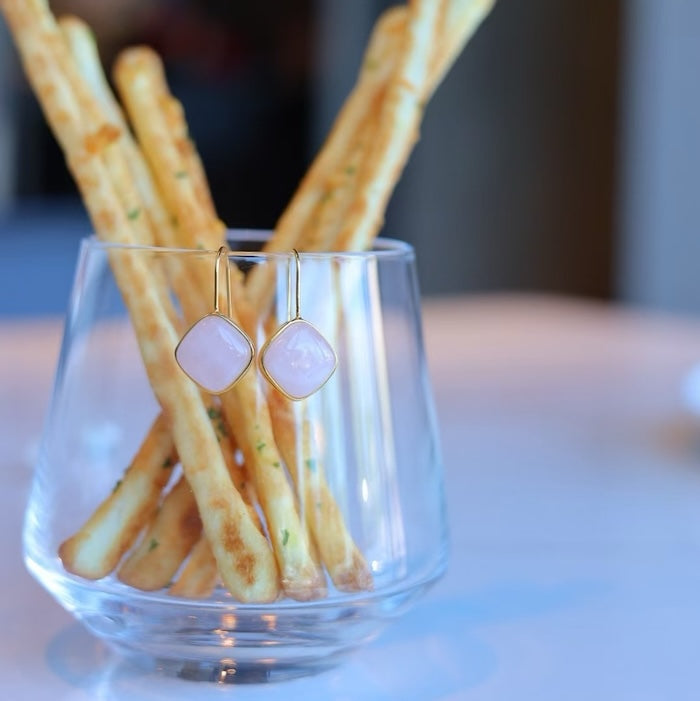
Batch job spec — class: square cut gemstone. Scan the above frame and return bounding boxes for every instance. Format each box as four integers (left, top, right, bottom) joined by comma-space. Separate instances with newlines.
261, 319, 337, 400
175, 313, 253, 394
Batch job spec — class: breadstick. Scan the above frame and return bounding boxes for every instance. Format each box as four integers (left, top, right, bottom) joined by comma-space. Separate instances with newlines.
428, 0, 496, 95
333, 0, 443, 252
160, 93, 219, 223
168, 537, 219, 599
267, 390, 372, 591
241, 7, 408, 591
59, 15, 208, 324
60, 13, 255, 584
61, 21, 261, 576
117, 402, 263, 591
113, 47, 225, 253
261, 1, 495, 588
115, 47, 325, 600
282, 1, 496, 256
2, 0, 279, 602
220, 364, 326, 601
329, 0, 496, 252
60, 17, 272, 591
58, 413, 176, 579
211, 405, 264, 532
244, 5, 408, 310
298, 114, 378, 253
113, 46, 252, 329
166, 411, 260, 599
117, 474, 202, 590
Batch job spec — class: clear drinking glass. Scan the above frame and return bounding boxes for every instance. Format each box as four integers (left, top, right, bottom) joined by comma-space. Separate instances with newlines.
23, 232, 447, 683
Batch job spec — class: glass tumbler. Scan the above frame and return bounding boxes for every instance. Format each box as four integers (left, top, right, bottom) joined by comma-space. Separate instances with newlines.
23, 232, 447, 682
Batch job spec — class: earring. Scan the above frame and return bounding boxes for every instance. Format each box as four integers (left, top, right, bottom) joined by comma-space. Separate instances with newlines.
259, 249, 337, 400
175, 246, 254, 394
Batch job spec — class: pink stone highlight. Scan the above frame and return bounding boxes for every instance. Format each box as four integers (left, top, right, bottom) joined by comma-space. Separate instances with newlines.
261, 319, 336, 400
175, 313, 252, 394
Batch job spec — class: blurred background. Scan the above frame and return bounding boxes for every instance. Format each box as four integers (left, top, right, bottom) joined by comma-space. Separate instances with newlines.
0, 0, 698, 316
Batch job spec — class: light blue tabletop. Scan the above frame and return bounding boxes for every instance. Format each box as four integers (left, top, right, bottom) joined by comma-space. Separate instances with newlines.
3, 295, 700, 700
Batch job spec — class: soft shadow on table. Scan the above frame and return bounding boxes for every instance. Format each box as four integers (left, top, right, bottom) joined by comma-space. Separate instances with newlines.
44, 619, 493, 701
44, 578, 602, 700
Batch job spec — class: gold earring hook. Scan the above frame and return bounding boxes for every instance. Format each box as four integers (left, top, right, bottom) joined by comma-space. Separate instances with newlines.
213, 246, 231, 317
292, 249, 301, 320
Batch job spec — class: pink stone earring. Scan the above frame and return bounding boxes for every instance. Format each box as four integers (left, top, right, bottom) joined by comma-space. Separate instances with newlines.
175, 247, 254, 394
259, 249, 337, 400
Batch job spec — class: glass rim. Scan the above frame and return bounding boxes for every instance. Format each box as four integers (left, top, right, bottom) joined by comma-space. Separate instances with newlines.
81, 230, 415, 261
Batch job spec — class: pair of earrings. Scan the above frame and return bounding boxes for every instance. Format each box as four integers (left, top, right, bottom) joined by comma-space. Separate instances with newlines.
174, 247, 337, 400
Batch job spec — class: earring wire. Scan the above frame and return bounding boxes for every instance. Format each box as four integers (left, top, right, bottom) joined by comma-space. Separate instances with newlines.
292, 249, 301, 320
213, 246, 231, 317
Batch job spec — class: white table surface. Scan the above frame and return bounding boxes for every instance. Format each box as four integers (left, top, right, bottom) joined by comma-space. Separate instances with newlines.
4, 294, 700, 700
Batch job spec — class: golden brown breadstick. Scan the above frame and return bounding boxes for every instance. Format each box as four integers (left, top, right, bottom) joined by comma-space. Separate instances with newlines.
60, 14, 265, 591
113, 46, 248, 332
2, 0, 279, 602
58, 413, 176, 579
267, 390, 372, 591
160, 93, 219, 223
61, 23, 255, 583
428, 0, 496, 95
260, 1, 497, 589
245, 5, 407, 310
212, 405, 264, 532
167, 411, 260, 599
333, 0, 443, 252
115, 46, 325, 600
298, 114, 377, 253
220, 367, 326, 601
277, 1, 496, 257
117, 474, 202, 590
168, 537, 219, 599
5, 0, 496, 603
59, 15, 208, 324
113, 47, 225, 253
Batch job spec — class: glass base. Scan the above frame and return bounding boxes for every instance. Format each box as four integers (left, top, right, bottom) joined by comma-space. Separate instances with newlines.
28, 555, 444, 683
122, 649, 345, 684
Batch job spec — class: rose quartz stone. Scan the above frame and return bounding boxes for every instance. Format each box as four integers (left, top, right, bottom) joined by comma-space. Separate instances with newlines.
176, 313, 252, 394
262, 319, 336, 399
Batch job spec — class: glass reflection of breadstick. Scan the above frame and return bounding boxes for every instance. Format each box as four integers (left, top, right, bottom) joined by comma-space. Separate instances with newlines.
1, 0, 279, 603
